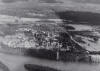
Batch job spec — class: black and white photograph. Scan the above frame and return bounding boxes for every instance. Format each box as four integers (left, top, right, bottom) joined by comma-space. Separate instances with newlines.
0, 0, 100, 71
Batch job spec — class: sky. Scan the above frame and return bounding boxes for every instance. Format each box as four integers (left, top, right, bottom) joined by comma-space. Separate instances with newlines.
0, 0, 29, 3
0, 0, 100, 13
0, 0, 100, 4
72, 0, 100, 4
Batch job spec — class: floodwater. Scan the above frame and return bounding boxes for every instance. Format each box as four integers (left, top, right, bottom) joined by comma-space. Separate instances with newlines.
0, 2, 100, 71
0, 53, 100, 71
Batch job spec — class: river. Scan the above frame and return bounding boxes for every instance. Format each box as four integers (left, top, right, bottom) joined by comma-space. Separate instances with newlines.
0, 53, 99, 71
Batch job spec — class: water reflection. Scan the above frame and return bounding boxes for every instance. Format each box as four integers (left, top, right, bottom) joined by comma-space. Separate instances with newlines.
0, 61, 9, 71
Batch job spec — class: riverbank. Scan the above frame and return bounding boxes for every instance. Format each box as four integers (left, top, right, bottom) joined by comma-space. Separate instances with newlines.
0, 47, 91, 62
0, 52, 99, 71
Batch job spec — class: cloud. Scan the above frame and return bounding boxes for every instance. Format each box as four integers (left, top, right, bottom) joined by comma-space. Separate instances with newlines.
39, 0, 62, 3
1, 0, 29, 3
72, 0, 100, 4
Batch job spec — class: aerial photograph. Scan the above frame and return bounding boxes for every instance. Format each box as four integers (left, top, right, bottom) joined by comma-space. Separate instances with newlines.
0, 0, 100, 71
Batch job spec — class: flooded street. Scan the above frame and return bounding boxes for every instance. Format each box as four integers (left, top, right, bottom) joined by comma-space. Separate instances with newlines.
0, 53, 99, 71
